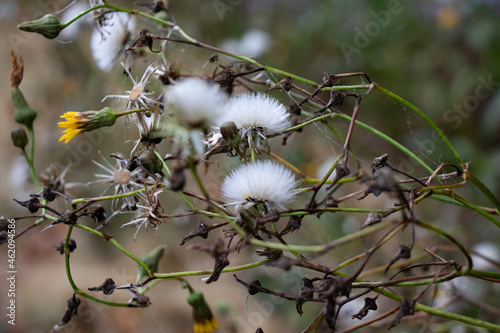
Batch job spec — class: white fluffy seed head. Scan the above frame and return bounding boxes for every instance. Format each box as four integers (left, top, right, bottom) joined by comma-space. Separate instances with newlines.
166, 78, 226, 128
90, 12, 136, 72
216, 92, 290, 135
221, 160, 298, 210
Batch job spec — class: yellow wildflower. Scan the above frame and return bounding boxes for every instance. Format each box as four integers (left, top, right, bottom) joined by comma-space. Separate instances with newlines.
58, 107, 116, 143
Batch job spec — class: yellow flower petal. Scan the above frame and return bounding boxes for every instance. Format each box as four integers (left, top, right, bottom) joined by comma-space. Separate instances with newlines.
59, 128, 83, 143
58, 111, 85, 143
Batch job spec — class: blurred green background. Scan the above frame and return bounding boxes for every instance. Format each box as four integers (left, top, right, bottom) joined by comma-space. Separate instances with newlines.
1, 1, 499, 332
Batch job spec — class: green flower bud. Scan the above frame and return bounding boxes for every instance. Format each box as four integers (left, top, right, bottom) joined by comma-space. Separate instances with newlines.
139, 150, 164, 176
137, 245, 166, 284
12, 88, 37, 129
186, 288, 219, 333
11, 127, 28, 149
240, 202, 267, 234
220, 121, 241, 149
18, 14, 63, 39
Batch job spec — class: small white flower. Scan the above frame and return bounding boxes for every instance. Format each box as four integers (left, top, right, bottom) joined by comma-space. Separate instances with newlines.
221, 160, 298, 210
165, 78, 227, 155
122, 188, 165, 239
215, 92, 290, 149
90, 11, 136, 72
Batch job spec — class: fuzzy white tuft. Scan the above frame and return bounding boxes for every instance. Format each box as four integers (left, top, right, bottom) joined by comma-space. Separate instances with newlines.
221, 160, 298, 210
166, 78, 227, 128
215, 92, 290, 148
216, 92, 289, 133
90, 12, 136, 72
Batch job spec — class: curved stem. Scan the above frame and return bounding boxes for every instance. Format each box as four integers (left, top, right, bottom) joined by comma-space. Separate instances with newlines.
432, 189, 500, 229
373, 84, 464, 167
374, 286, 500, 331
250, 220, 397, 253
467, 172, 500, 214
416, 221, 473, 272
154, 259, 268, 279
72, 224, 152, 276
64, 225, 134, 307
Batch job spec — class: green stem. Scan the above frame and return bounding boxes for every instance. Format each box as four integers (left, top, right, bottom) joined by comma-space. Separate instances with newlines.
374, 85, 464, 168
114, 108, 149, 118
188, 159, 216, 211
467, 269, 500, 280
374, 287, 500, 331
154, 149, 171, 176
250, 220, 397, 253
64, 225, 133, 307
60, 5, 107, 28
154, 259, 268, 279
430, 193, 498, 215
61, 4, 175, 30
72, 224, 152, 276
323, 85, 371, 91
70, 186, 151, 205
468, 172, 500, 214
25, 126, 42, 191
334, 113, 436, 176
433, 189, 500, 229
416, 221, 473, 271
301, 176, 359, 185
330, 223, 405, 273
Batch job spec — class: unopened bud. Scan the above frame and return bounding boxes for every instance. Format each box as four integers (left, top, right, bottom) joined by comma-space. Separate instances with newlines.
12, 88, 37, 129
18, 14, 63, 39
240, 202, 267, 234
139, 150, 164, 176
11, 127, 28, 149
137, 245, 166, 283
220, 121, 241, 150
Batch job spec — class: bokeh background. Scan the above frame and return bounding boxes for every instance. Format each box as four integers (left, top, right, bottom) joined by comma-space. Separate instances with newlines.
1, 1, 500, 332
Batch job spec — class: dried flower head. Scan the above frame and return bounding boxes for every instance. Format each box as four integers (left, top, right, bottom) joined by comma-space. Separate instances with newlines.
103, 63, 159, 111
215, 92, 290, 150
221, 160, 298, 211
89, 154, 153, 210
121, 188, 165, 239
